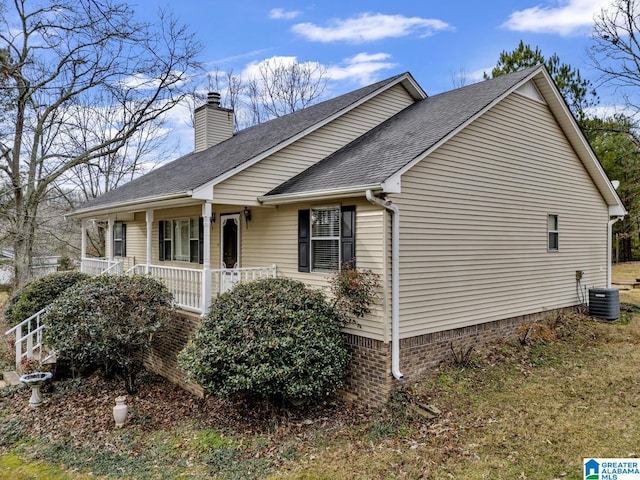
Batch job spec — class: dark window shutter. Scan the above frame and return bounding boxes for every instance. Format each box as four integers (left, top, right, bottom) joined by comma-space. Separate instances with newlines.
341, 205, 356, 269
298, 209, 310, 272
159, 221, 165, 261
121, 223, 127, 257
198, 217, 204, 264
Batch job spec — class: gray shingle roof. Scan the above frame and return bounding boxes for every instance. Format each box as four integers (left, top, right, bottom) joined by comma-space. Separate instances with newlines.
77, 73, 410, 212
265, 66, 540, 197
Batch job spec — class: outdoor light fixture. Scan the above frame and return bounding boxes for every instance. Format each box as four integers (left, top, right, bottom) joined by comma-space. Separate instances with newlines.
243, 206, 252, 228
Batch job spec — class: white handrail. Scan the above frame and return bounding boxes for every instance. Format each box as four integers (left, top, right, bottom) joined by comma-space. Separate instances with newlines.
100, 260, 123, 276
5, 308, 47, 369
81, 257, 122, 276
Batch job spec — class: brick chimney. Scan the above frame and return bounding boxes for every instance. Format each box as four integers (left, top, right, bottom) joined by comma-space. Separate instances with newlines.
194, 92, 234, 152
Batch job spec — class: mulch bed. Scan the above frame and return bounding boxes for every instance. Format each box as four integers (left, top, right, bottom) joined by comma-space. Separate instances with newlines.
1, 369, 368, 448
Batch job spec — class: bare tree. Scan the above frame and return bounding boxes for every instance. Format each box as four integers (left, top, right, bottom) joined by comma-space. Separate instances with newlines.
450, 67, 470, 88
189, 59, 328, 131
591, 0, 640, 112
0, 0, 202, 287
54, 96, 175, 258
251, 58, 327, 120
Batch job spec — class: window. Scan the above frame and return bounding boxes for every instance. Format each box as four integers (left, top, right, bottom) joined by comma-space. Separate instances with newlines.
159, 217, 203, 263
298, 206, 355, 273
548, 214, 559, 251
311, 207, 340, 272
113, 222, 126, 257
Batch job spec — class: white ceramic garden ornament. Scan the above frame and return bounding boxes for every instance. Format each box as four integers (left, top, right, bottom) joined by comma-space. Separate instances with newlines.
112, 396, 128, 427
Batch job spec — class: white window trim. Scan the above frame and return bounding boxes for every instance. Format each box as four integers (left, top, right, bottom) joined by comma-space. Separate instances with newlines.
113, 222, 125, 257
310, 206, 341, 273
164, 217, 200, 263
548, 214, 559, 252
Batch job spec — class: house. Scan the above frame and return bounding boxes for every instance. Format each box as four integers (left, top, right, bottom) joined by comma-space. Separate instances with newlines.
1, 249, 61, 287
69, 65, 626, 405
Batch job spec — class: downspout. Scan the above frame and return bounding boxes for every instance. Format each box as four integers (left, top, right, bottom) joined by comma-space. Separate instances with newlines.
607, 216, 623, 288
366, 190, 404, 380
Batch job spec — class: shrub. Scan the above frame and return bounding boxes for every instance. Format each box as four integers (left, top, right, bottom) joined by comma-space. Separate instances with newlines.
178, 278, 349, 405
329, 265, 380, 322
4, 271, 89, 326
44, 274, 173, 393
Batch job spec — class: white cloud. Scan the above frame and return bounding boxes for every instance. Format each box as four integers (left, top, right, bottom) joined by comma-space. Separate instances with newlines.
503, 0, 611, 36
269, 8, 301, 20
327, 52, 398, 85
585, 103, 639, 120
292, 13, 451, 43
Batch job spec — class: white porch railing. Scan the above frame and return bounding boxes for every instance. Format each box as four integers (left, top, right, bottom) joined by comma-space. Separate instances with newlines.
81, 257, 123, 276
5, 308, 55, 369
124, 264, 277, 313
4, 263, 278, 370
212, 264, 277, 294
144, 264, 203, 313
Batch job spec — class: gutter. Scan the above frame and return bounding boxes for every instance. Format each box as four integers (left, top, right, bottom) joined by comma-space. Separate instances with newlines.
365, 189, 404, 380
258, 184, 381, 205
67, 192, 192, 218
607, 216, 624, 288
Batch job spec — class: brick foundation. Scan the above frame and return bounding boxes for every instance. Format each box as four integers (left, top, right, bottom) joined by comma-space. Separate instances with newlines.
146, 307, 572, 407
144, 309, 204, 397
342, 307, 572, 407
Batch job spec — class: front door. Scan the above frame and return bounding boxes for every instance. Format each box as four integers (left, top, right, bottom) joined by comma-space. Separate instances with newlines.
220, 214, 240, 292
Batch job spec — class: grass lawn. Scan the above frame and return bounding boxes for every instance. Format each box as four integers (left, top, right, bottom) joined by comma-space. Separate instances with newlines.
1, 268, 640, 479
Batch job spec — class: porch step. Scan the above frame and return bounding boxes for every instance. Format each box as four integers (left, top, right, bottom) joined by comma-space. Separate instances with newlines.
2, 370, 21, 387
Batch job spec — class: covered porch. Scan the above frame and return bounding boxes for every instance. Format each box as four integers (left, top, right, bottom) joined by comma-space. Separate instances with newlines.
78, 201, 277, 315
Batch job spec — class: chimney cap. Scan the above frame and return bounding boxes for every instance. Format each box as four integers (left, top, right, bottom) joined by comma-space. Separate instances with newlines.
207, 91, 221, 107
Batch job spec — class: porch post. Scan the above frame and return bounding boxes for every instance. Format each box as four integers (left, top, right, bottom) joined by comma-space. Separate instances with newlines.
107, 215, 114, 261
80, 219, 87, 260
146, 209, 153, 274
201, 202, 212, 315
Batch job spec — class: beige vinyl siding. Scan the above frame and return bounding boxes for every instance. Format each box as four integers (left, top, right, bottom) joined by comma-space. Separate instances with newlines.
123, 218, 146, 265
239, 200, 388, 339
391, 91, 609, 338
212, 85, 416, 204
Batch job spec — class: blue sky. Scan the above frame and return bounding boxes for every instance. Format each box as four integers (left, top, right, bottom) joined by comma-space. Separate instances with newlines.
131, 0, 620, 152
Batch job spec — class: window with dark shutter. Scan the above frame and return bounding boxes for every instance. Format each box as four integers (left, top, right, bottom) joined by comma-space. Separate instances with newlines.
161, 217, 205, 263
159, 220, 166, 261
340, 206, 355, 268
298, 209, 310, 272
299, 206, 357, 273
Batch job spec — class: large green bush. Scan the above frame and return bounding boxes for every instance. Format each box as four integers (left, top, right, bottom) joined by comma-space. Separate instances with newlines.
4, 271, 89, 326
44, 275, 174, 393
178, 278, 349, 404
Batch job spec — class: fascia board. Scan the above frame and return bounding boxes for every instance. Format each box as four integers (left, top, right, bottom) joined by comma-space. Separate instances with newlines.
259, 185, 382, 205
67, 193, 194, 219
